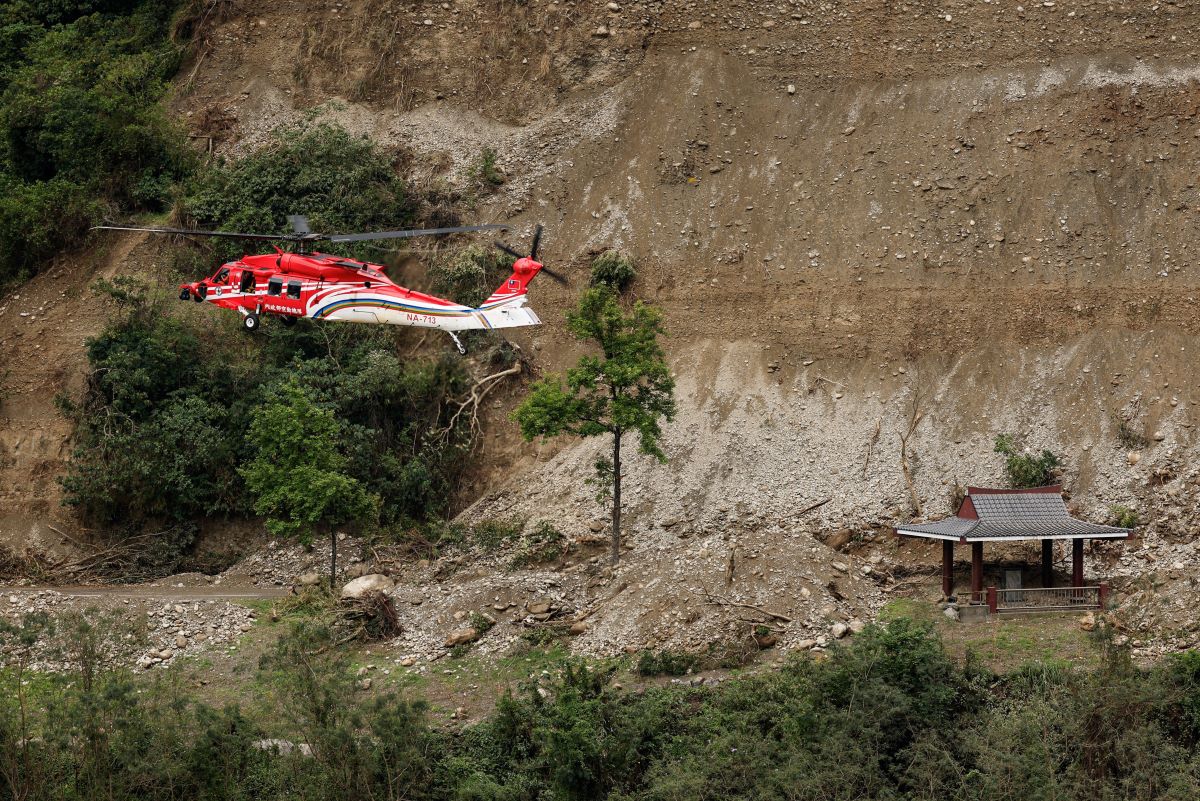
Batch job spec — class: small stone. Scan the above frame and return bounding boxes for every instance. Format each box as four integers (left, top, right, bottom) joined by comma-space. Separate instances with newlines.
356, 678, 373, 690
796, 639, 817, 649
842, 126, 856, 135
175, 634, 188, 649
569, 622, 588, 635
400, 657, 416, 667
606, 1, 620, 9
239, 622, 253, 632
787, 84, 796, 94
1153, 431, 1166, 442
830, 622, 849, 639
593, 24, 610, 36
589, 521, 605, 532
848, 619, 866, 634
158, 648, 174, 660
527, 601, 552, 615
1127, 452, 1142, 466
831, 562, 848, 573
943, 606, 960, 621
687, 20, 702, 29
296, 571, 321, 587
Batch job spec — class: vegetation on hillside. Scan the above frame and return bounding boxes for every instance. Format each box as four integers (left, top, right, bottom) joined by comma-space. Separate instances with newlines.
60, 279, 472, 537
55, 115, 498, 551
183, 122, 420, 264
5, 617, 1200, 799
0, 0, 191, 283
994, 433, 1062, 488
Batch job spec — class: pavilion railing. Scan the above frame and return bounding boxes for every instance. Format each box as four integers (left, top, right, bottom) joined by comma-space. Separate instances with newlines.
957, 585, 1108, 613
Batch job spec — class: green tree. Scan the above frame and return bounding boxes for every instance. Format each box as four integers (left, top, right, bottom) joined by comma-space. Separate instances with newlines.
241, 382, 380, 584
513, 287, 676, 564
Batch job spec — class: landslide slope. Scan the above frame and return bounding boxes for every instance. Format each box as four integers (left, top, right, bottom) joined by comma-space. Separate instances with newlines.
6, 0, 1200, 650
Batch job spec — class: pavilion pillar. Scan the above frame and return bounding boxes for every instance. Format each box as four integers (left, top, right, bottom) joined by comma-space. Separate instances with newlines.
1072, 538, 1084, 588
1041, 539, 1054, 588
971, 541, 983, 596
941, 540, 954, 598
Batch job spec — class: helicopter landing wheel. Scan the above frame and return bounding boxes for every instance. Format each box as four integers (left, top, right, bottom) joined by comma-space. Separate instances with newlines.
280, 315, 297, 327
242, 313, 260, 332
179, 288, 191, 301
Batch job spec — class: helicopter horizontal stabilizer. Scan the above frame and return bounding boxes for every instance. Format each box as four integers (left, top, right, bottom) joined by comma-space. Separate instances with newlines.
475, 305, 542, 330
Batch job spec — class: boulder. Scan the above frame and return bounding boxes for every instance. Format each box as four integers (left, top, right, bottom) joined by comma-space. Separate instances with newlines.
943, 606, 960, 622
830, 622, 849, 639
826, 528, 854, 551
569, 622, 588, 636
444, 628, 479, 647
341, 574, 394, 600
296, 571, 321, 587
526, 601, 552, 615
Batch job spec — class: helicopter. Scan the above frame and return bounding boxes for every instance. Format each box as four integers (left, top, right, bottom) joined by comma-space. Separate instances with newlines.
91, 216, 565, 353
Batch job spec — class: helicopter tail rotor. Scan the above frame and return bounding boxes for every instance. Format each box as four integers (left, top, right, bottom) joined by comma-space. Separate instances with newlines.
493, 223, 567, 286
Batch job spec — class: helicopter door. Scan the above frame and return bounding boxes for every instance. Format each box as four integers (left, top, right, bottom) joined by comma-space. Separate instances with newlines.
239, 270, 256, 293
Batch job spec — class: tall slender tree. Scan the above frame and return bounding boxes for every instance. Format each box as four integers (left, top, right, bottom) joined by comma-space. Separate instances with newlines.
514, 287, 676, 564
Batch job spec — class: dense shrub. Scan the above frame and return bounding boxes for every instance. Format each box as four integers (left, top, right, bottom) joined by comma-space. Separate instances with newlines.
60, 281, 472, 533
589, 250, 637, 292
0, 0, 191, 282
182, 122, 418, 264
994, 433, 1062, 488
428, 244, 512, 307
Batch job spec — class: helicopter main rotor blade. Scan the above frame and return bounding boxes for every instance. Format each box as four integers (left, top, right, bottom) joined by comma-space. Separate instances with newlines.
540, 265, 569, 285
529, 224, 544, 261
327, 224, 507, 243
91, 225, 291, 242
494, 241, 524, 259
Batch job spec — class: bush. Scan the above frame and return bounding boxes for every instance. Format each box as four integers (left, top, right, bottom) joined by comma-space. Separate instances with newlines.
509, 521, 568, 568
428, 244, 512, 307
636, 649, 699, 677
182, 122, 418, 264
61, 280, 474, 534
589, 250, 637, 292
994, 433, 1062, 488
0, 1, 192, 283
468, 146, 504, 188
1110, 504, 1138, 528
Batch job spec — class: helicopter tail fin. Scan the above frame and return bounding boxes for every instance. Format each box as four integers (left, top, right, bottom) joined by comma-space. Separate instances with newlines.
480, 257, 542, 308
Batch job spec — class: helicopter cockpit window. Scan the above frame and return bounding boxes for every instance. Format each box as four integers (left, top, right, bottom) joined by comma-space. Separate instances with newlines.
286, 280, 302, 300
267, 277, 283, 297
214, 268, 230, 284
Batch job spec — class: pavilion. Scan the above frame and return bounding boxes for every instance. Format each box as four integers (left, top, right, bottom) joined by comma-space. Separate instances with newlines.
895, 485, 1131, 611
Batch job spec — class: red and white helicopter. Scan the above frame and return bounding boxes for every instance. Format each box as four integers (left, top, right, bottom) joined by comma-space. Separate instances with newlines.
93, 217, 565, 352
